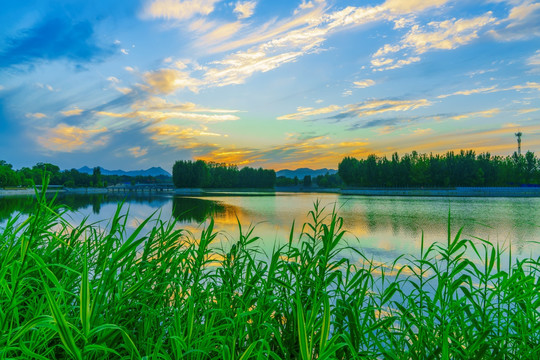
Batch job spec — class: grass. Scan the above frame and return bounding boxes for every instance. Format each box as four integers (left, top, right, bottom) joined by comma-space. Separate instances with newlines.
1, 181, 540, 359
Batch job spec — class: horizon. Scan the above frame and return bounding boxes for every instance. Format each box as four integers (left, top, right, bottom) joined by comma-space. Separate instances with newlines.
1, 0, 539, 171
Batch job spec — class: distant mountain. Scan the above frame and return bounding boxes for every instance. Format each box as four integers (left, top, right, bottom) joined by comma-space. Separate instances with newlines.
77, 166, 171, 177
276, 168, 337, 179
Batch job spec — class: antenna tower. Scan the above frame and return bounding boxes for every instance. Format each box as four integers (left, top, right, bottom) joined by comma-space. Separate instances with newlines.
515, 132, 522, 155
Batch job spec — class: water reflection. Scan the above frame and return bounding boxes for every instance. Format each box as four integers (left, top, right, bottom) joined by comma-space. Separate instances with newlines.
1, 193, 539, 261
0, 196, 36, 221
172, 197, 226, 223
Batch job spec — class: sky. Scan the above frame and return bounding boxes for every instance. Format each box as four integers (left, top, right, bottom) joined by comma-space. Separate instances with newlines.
0, 0, 539, 172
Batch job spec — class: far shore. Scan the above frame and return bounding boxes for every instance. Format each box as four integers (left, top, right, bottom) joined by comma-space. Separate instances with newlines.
2, 186, 540, 198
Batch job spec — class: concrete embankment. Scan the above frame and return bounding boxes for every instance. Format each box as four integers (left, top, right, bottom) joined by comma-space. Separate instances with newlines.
64, 188, 108, 194
0, 187, 108, 197
341, 187, 540, 197
0, 189, 64, 197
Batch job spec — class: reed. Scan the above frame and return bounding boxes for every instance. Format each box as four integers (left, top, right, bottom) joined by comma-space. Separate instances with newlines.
1, 182, 539, 359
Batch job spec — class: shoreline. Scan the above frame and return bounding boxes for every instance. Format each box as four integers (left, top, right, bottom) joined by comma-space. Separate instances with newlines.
2, 186, 540, 198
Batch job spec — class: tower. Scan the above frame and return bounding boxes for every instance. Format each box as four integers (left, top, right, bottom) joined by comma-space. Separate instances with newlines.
515, 132, 522, 156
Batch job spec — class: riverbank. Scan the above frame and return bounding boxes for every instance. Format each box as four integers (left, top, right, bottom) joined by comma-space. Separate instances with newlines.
0, 188, 63, 197
341, 186, 540, 197
3, 186, 540, 197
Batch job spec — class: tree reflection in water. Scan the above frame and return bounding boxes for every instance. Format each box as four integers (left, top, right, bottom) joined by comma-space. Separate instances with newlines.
172, 197, 226, 223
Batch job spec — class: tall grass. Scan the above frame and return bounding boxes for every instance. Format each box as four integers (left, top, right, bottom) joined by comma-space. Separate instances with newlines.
1, 182, 540, 359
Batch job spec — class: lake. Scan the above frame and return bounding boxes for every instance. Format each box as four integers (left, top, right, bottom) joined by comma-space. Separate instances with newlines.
2, 192, 539, 264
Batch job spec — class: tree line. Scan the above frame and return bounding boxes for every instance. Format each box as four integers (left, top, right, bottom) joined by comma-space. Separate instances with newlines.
0, 161, 171, 188
338, 150, 540, 188
275, 173, 342, 188
172, 160, 276, 188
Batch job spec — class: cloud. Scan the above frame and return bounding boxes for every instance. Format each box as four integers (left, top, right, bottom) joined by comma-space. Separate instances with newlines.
353, 79, 375, 88
372, 13, 496, 70
278, 99, 431, 123
142, 68, 201, 94
128, 146, 148, 158
201, 21, 243, 44
234, 1, 257, 19
436, 81, 539, 100
489, 0, 540, 41
107, 76, 133, 94
372, 56, 421, 71
97, 110, 239, 122
144, 0, 459, 89
0, 17, 114, 69
511, 82, 540, 91
116, 96, 241, 121
204, 49, 305, 87
37, 124, 108, 152
25, 113, 47, 119
132, 96, 241, 113
528, 50, 540, 67
382, 0, 449, 13
277, 104, 341, 120
143, 0, 221, 20
437, 85, 498, 98
61, 108, 84, 116
412, 128, 433, 135
517, 108, 539, 114
450, 108, 500, 120
145, 123, 222, 151
340, 99, 432, 120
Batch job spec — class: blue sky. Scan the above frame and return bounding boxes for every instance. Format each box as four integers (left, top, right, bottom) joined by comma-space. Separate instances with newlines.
1, 0, 539, 171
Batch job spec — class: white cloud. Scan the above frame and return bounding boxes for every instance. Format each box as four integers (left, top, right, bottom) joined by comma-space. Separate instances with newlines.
354, 79, 375, 88
489, 0, 540, 41
201, 21, 243, 44
347, 99, 431, 118
234, 1, 257, 19
121, 49, 129, 55
204, 50, 304, 87
372, 13, 496, 70
36, 83, 55, 92
143, 0, 221, 20
278, 99, 431, 121
527, 50, 540, 67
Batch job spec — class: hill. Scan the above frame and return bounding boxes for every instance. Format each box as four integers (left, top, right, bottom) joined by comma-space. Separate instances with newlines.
77, 166, 171, 177
276, 168, 337, 179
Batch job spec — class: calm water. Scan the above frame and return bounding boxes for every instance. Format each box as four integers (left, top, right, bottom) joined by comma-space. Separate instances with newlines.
2, 193, 540, 262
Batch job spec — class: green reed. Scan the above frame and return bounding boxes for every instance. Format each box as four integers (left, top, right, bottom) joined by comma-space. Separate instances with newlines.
1, 182, 539, 359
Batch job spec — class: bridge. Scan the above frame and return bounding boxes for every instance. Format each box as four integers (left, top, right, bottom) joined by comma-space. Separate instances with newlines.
108, 183, 175, 193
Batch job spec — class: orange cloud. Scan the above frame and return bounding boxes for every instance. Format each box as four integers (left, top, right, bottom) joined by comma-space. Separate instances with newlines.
37, 124, 108, 152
